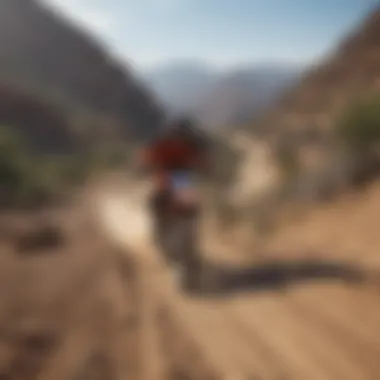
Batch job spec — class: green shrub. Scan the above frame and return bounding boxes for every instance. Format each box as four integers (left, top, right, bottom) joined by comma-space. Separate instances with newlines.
335, 93, 380, 184
0, 125, 109, 207
0, 126, 34, 203
275, 145, 299, 180
336, 94, 380, 152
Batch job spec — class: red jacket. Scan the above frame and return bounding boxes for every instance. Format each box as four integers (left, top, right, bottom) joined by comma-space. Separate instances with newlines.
141, 136, 207, 189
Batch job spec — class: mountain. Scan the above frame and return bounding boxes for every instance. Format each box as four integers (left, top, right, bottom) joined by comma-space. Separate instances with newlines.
0, 0, 163, 152
144, 61, 301, 126
230, 6, 380, 209
198, 65, 301, 127
143, 61, 218, 117
255, 7, 380, 143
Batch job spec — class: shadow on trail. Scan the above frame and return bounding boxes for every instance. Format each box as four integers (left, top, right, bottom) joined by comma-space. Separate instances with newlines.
197, 258, 366, 298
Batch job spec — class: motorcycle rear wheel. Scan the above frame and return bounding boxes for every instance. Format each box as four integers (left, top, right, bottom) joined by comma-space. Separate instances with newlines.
173, 217, 201, 292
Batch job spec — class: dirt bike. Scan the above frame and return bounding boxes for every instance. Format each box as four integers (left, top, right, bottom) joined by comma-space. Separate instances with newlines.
154, 170, 202, 292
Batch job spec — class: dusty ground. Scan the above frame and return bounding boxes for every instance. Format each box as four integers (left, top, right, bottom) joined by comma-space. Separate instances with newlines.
0, 193, 214, 380
98, 183, 380, 380
0, 203, 141, 380
1, 179, 380, 380
254, 180, 380, 272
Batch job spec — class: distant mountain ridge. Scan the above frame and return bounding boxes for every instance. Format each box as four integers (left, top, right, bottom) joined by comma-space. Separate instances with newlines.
144, 61, 302, 126
143, 62, 219, 118
198, 65, 301, 127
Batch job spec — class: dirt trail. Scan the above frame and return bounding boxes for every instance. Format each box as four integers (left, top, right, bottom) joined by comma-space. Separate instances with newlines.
0, 205, 142, 380
97, 185, 380, 380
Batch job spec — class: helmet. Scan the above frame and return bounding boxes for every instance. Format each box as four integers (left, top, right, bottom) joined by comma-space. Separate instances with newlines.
164, 117, 194, 138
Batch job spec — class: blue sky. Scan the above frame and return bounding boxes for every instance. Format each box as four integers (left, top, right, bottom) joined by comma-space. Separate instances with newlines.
41, 0, 378, 71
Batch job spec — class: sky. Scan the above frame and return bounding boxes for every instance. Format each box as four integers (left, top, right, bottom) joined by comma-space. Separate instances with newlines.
40, 0, 378, 71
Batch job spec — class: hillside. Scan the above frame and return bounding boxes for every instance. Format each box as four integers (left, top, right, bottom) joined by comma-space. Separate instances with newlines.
254, 7, 380, 144
198, 66, 300, 128
0, 82, 78, 153
0, 0, 163, 150
144, 62, 301, 127
227, 6, 380, 214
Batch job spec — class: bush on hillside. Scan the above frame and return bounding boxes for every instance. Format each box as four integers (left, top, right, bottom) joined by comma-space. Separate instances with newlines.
336, 94, 380, 152
0, 124, 132, 209
0, 125, 44, 206
335, 93, 380, 184
275, 145, 300, 181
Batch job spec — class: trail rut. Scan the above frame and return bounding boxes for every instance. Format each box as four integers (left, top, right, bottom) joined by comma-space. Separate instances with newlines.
97, 188, 380, 380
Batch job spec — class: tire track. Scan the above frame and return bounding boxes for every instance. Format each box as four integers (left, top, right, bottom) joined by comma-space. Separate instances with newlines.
288, 285, 380, 379
98, 190, 380, 380
230, 293, 371, 380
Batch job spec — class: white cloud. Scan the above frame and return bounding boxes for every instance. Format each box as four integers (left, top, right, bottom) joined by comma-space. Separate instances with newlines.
39, 0, 116, 35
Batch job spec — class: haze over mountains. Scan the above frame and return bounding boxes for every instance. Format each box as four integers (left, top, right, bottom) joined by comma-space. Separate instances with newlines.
144, 61, 303, 127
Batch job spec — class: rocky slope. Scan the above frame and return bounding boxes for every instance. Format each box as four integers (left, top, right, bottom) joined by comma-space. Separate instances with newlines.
0, 0, 163, 151
230, 6, 380, 210
254, 7, 380, 144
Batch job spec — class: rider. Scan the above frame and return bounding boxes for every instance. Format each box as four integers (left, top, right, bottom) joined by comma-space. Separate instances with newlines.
139, 117, 211, 243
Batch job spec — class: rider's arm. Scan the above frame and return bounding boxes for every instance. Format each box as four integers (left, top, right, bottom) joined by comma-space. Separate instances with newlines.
133, 145, 156, 178
140, 147, 153, 167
